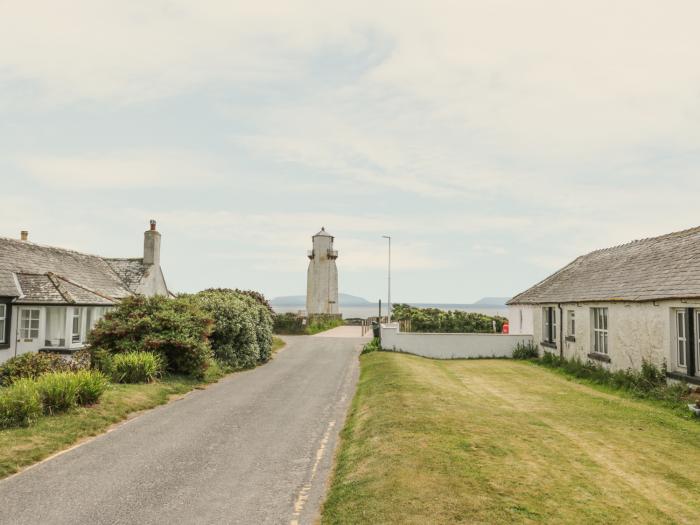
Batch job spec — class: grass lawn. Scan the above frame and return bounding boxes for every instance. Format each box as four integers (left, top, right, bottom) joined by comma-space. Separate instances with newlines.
322, 352, 700, 524
271, 336, 287, 353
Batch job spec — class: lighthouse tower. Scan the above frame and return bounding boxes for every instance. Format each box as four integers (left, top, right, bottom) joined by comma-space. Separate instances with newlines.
306, 227, 339, 315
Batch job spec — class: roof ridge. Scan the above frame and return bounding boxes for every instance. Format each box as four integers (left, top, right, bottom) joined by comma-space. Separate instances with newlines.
46, 272, 76, 304
584, 224, 700, 257
0, 236, 112, 260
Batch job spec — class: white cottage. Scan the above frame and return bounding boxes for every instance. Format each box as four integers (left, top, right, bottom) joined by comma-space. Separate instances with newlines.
508, 226, 700, 385
0, 221, 169, 363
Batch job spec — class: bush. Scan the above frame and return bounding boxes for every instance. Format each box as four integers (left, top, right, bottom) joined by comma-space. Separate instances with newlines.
35, 372, 80, 415
88, 295, 213, 378
273, 313, 306, 335
0, 352, 80, 386
193, 289, 274, 369
0, 379, 42, 428
512, 341, 539, 359
536, 354, 688, 403
362, 338, 382, 355
391, 304, 507, 333
73, 370, 109, 405
307, 315, 344, 335
111, 352, 163, 383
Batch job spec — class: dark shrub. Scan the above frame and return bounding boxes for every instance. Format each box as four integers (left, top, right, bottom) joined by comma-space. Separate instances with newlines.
273, 312, 306, 335
361, 338, 382, 355
192, 289, 273, 369
0, 352, 80, 386
111, 352, 163, 383
88, 295, 213, 378
391, 304, 506, 333
512, 341, 539, 359
0, 378, 42, 428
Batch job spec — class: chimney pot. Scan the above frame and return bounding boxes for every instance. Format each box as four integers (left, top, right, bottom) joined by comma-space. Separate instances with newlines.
20, 231, 28, 241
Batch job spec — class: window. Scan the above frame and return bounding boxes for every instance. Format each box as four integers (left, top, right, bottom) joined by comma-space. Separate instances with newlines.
45, 307, 67, 347
567, 310, 576, 337
543, 307, 557, 344
677, 309, 687, 367
0, 304, 6, 343
71, 308, 83, 344
20, 309, 40, 339
592, 308, 608, 354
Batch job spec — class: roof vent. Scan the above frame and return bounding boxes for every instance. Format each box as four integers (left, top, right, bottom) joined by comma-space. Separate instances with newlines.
20, 231, 28, 241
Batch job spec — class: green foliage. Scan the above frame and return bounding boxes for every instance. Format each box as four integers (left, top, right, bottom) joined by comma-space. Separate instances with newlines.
273, 312, 306, 334
391, 304, 507, 333
306, 315, 344, 335
0, 379, 42, 428
512, 341, 539, 360
537, 354, 688, 403
73, 370, 109, 405
88, 295, 213, 378
192, 288, 274, 369
35, 372, 80, 415
362, 338, 382, 355
110, 352, 163, 384
0, 352, 85, 386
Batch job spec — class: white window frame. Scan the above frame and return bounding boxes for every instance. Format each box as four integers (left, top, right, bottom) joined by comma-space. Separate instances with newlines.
71, 307, 83, 345
592, 308, 608, 355
566, 310, 575, 337
0, 304, 6, 343
696, 311, 700, 373
677, 309, 687, 368
542, 307, 557, 344
20, 308, 40, 340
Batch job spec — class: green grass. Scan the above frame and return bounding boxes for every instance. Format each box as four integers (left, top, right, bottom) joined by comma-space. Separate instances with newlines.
0, 372, 221, 479
271, 336, 286, 354
305, 318, 344, 335
322, 352, 700, 524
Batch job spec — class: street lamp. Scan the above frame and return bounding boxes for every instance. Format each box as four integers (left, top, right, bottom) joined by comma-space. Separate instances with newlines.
382, 235, 391, 323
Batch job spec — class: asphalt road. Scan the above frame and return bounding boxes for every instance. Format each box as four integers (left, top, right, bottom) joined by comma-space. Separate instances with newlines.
0, 336, 361, 525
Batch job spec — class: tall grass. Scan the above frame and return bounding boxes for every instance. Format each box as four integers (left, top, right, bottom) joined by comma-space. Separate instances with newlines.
110, 352, 164, 384
0, 379, 42, 428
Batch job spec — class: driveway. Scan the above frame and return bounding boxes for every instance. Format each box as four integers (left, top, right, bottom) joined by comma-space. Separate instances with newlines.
0, 336, 362, 525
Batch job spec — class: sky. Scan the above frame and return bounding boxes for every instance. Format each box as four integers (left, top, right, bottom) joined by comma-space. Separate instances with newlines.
2, 1, 700, 303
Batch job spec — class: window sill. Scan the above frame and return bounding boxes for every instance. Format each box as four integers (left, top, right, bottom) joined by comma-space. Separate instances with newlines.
666, 371, 700, 386
0, 343, 10, 350
541, 341, 557, 349
587, 352, 611, 363
565, 336, 576, 342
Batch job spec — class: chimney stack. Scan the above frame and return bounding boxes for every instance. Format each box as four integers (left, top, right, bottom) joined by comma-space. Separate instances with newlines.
143, 220, 161, 266
20, 231, 28, 241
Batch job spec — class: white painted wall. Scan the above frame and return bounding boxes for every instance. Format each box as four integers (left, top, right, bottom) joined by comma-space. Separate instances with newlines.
381, 325, 534, 359
507, 305, 534, 335
528, 300, 700, 374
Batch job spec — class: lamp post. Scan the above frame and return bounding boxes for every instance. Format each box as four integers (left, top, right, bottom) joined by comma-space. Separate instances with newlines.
382, 235, 391, 323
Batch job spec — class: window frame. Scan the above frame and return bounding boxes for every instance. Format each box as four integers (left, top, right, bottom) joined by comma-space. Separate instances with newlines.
566, 310, 576, 339
0, 303, 6, 345
676, 309, 688, 368
71, 307, 83, 345
591, 307, 609, 355
542, 307, 557, 345
20, 308, 41, 340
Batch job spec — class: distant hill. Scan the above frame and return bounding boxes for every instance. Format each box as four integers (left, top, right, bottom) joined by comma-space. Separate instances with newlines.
473, 297, 511, 306
270, 293, 372, 307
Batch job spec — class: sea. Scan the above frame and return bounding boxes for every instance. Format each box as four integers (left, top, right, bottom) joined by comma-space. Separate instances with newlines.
272, 304, 508, 319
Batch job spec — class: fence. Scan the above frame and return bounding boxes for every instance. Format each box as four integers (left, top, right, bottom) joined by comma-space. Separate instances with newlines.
381, 324, 534, 359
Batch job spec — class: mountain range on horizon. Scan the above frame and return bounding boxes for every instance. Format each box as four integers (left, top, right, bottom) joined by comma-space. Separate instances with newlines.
269, 294, 511, 307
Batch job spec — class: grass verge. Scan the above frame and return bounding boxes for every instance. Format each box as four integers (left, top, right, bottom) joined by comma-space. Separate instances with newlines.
322, 352, 700, 524
271, 336, 286, 354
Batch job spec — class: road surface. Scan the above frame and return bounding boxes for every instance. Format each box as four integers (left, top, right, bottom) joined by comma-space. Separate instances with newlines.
0, 335, 361, 525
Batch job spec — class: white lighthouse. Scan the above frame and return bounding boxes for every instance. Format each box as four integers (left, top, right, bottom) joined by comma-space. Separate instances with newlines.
306, 227, 339, 316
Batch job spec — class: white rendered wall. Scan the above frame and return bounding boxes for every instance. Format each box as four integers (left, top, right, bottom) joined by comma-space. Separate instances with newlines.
306, 234, 339, 315
507, 305, 534, 335
381, 325, 534, 359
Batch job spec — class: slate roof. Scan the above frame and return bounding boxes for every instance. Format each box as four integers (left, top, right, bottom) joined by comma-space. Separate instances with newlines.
105, 259, 150, 293
0, 237, 148, 305
508, 226, 700, 305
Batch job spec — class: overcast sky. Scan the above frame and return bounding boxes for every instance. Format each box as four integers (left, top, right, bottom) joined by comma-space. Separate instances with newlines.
2, 1, 700, 302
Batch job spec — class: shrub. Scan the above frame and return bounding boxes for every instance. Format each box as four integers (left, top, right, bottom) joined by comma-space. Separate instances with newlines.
391, 304, 506, 333
88, 295, 213, 378
111, 352, 163, 383
35, 372, 80, 415
73, 370, 109, 405
0, 352, 78, 385
193, 289, 274, 369
512, 341, 539, 359
362, 338, 382, 355
307, 315, 344, 335
273, 313, 306, 335
0, 378, 42, 428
